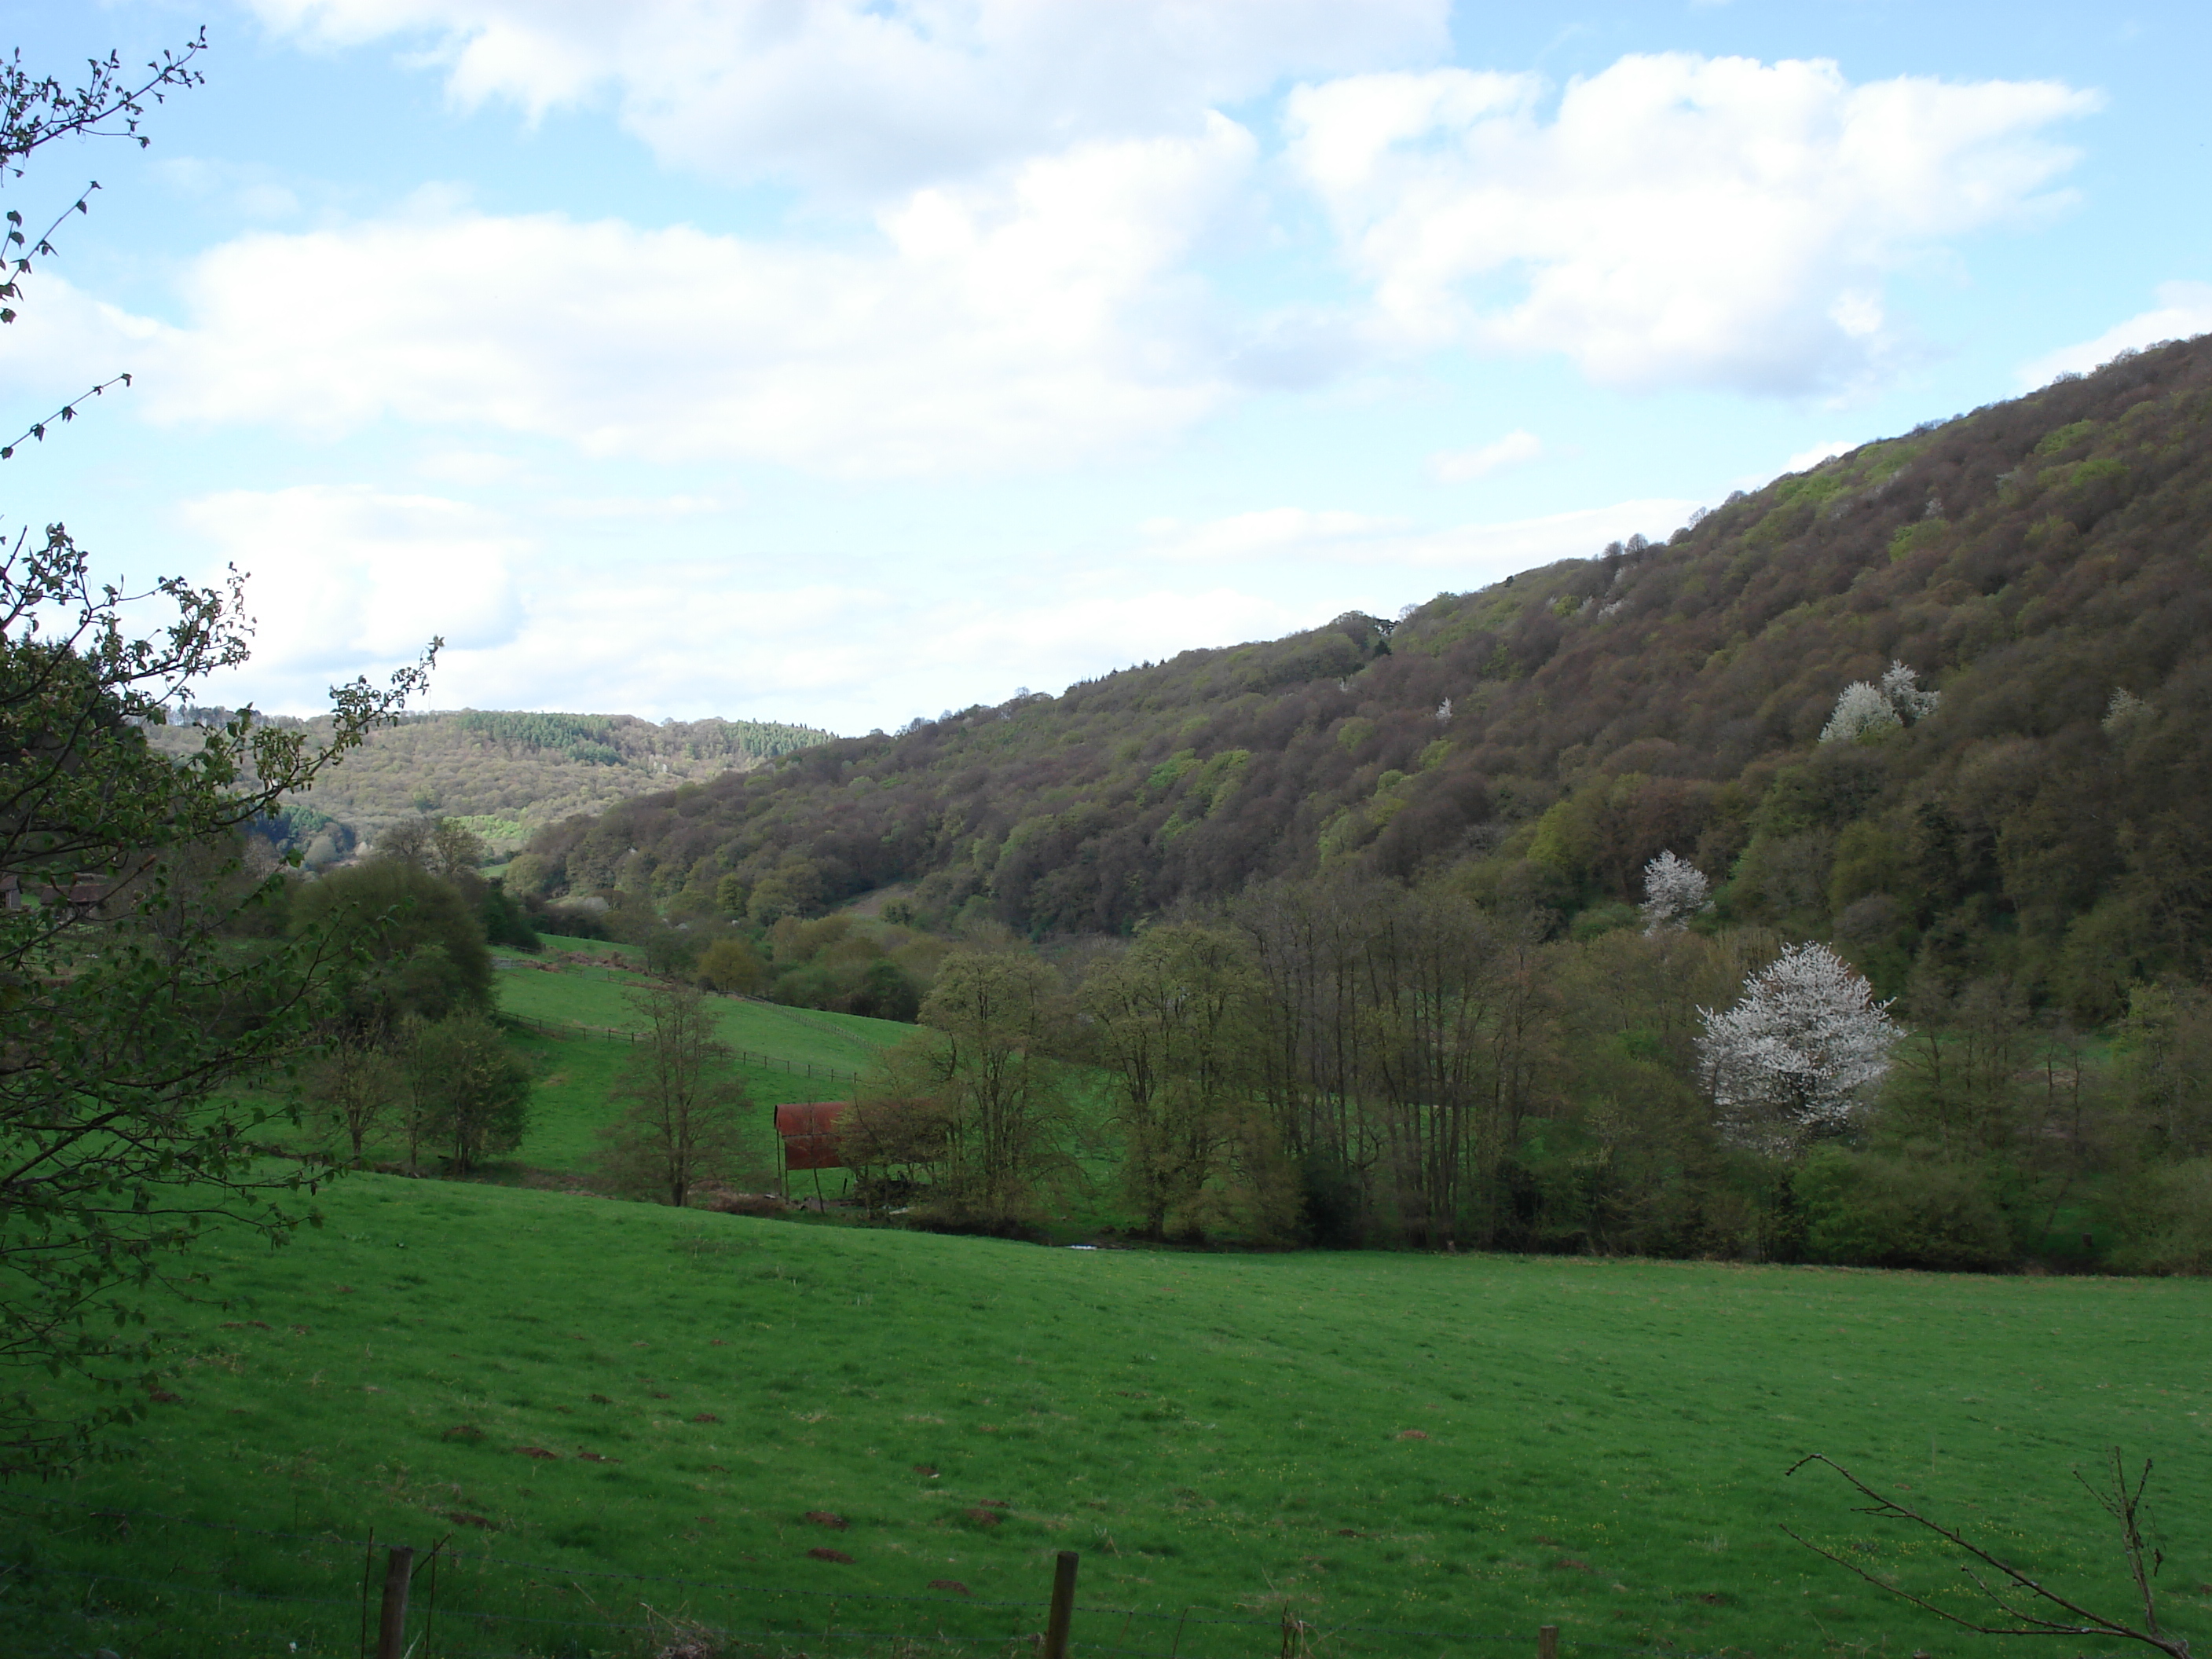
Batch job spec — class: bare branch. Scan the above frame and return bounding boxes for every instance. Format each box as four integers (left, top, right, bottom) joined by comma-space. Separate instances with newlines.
1784, 1453, 2192, 1659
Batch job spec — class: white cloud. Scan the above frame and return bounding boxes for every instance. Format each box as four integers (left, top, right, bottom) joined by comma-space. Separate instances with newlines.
176, 478, 1696, 731
544, 494, 730, 520
178, 485, 1318, 731
2016, 280, 2212, 386
24, 120, 1258, 478
1780, 438, 1856, 474
1139, 507, 1400, 562
1285, 54, 2098, 395
1430, 428, 1544, 482
414, 449, 532, 486
249, 0, 1446, 198
178, 485, 524, 677
1138, 496, 1696, 576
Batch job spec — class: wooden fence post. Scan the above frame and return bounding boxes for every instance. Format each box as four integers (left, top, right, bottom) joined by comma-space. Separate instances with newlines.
1043, 1550, 1079, 1659
1537, 1624, 1558, 1659
375, 1544, 415, 1659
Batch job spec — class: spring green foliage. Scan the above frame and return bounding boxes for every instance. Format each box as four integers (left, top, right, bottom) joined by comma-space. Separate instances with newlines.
0, 531, 433, 1474
597, 982, 756, 1207
3, 1178, 2207, 1657
521, 339, 2212, 1023
404, 1010, 533, 1177
290, 859, 496, 1034
492, 340, 2212, 1265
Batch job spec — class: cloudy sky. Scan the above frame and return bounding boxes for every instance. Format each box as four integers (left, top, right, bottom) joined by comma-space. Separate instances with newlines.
1, 2, 2205, 734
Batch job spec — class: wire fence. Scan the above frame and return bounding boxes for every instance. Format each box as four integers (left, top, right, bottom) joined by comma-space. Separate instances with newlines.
493, 960, 871, 1087
504, 1013, 862, 1086
1, 1496, 1731, 1659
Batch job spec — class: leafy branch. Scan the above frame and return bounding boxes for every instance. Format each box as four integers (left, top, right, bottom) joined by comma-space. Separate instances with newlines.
0, 182, 98, 324
0, 29, 207, 179
1782, 1450, 2190, 1659
0, 372, 130, 459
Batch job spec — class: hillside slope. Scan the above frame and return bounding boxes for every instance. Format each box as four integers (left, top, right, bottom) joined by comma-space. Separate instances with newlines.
150, 708, 836, 855
515, 336, 2212, 1015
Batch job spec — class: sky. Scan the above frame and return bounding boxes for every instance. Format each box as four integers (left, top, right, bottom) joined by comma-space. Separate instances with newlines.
0, 1, 2206, 735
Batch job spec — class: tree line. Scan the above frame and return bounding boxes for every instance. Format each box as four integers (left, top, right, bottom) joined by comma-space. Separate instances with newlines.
836, 861, 2208, 1273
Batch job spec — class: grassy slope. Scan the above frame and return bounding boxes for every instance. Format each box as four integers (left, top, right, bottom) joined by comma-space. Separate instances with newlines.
500, 943, 908, 1072
5, 1179, 2207, 1658
292, 949, 913, 1183
490, 958, 909, 1188
284, 942, 906, 1185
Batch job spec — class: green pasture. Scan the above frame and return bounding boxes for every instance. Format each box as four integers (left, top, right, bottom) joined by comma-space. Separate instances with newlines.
493, 1026, 846, 1181
534, 932, 643, 963
5, 1174, 2208, 1658
496, 948, 909, 1075
464, 949, 910, 1193
275, 947, 899, 1189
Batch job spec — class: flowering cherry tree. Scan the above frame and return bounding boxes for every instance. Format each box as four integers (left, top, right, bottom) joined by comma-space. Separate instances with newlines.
1639, 850, 1711, 933
1818, 661, 1940, 743
1697, 943, 1899, 1154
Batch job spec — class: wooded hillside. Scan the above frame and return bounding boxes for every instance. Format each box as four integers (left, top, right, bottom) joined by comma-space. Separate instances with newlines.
149, 709, 835, 859
514, 335, 2212, 1022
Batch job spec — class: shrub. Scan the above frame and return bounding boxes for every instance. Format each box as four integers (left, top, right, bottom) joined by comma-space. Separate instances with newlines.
2104, 1159, 2212, 1274
697, 936, 770, 995
1795, 1148, 2012, 1269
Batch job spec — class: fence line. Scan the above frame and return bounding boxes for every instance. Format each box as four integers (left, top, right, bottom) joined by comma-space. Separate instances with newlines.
4, 1498, 1719, 1659
504, 1013, 861, 1086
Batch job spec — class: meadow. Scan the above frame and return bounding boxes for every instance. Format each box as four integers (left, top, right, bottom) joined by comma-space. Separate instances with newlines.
4, 1170, 2207, 1659
295, 939, 910, 1188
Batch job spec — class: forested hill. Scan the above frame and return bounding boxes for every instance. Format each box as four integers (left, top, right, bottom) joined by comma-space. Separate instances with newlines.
153, 709, 835, 857
513, 335, 2212, 1020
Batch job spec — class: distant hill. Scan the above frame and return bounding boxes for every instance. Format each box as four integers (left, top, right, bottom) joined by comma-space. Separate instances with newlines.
148, 709, 836, 859
514, 335, 2212, 1018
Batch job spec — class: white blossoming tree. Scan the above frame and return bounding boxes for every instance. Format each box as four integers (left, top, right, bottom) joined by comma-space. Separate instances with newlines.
1639, 850, 1711, 934
1879, 661, 1940, 720
1697, 943, 1899, 1155
1819, 661, 1940, 743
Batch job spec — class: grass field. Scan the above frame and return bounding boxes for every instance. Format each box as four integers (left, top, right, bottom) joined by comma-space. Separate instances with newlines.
496, 946, 909, 1075
5, 1173, 2208, 1659
293, 947, 913, 1184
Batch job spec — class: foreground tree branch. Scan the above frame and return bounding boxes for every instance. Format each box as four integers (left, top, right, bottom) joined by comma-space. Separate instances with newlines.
0, 520, 435, 1474
1783, 1451, 2190, 1659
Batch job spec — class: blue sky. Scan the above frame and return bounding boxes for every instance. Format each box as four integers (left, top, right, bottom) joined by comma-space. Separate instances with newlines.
1, 0, 2205, 734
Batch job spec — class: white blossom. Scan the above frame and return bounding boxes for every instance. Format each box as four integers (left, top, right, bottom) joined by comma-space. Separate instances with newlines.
2103, 687, 2152, 734
1819, 680, 1899, 743
1639, 850, 1710, 934
1819, 661, 1939, 743
1879, 661, 1941, 721
1434, 697, 1452, 722
1697, 942, 1899, 1155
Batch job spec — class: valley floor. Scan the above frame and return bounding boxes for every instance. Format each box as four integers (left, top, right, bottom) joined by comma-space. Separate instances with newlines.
5, 1172, 2207, 1658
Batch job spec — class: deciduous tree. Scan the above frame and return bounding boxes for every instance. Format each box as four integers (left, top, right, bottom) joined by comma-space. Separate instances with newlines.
412, 1011, 531, 1176
599, 982, 753, 1207
1081, 924, 1262, 1240
1697, 943, 1899, 1155
1639, 850, 1710, 934
910, 950, 1074, 1228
